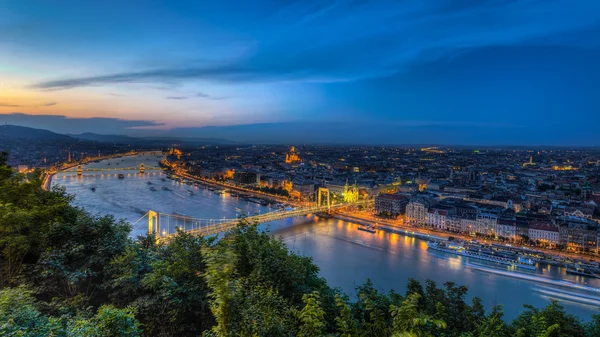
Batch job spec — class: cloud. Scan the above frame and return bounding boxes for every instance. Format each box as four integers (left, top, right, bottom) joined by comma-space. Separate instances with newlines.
0, 102, 57, 107
0, 113, 164, 134
165, 92, 226, 100
29, 0, 600, 91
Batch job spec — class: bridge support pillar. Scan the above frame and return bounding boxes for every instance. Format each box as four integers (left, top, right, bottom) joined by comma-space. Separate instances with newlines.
140, 163, 145, 174
317, 187, 330, 210
77, 164, 83, 176
148, 210, 159, 237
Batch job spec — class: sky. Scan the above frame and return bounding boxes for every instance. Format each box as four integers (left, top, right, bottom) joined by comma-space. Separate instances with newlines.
1, 0, 599, 145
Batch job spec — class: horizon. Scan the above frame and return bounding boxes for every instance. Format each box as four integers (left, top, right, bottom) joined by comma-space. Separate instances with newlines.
1, 1, 600, 145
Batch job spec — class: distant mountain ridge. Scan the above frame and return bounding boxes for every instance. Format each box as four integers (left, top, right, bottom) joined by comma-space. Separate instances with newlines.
0, 124, 73, 140
68, 132, 238, 145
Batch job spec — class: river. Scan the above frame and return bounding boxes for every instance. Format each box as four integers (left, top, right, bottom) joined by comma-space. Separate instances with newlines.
52, 155, 600, 321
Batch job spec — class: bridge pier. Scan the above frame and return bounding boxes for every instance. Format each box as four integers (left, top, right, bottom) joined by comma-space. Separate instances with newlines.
148, 210, 159, 237
77, 164, 83, 176
140, 163, 145, 174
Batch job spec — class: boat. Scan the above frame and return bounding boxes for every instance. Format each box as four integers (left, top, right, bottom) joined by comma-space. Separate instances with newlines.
161, 178, 166, 182
162, 186, 170, 191
146, 181, 152, 185
260, 200, 269, 206
187, 181, 193, 186
118, 174, 125, 179
427, 242, 537, 270
358, 225, 376, 233
566, 264, 598, 278
150, 187, 157, 191
187, 190, 195, 196
90, 187, 96, 192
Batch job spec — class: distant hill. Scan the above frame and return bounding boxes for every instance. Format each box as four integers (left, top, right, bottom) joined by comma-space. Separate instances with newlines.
0, 125, 73, 141
69, 132, 136, 143
71, 132, 238, 145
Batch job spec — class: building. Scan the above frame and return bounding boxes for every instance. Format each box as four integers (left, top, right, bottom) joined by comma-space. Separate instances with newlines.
285, 146, 300, 164
528, 222, 560, 246
375, 194, 408, 217
495, 219, 517, 241
234, 171, 261, 186
558, 217, 599, 252
427, 205, 456, 230
406, 199, 428, 226
472, 212, 498, 236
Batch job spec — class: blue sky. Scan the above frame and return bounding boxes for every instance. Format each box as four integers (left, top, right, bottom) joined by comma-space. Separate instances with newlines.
1, 0, 599, 144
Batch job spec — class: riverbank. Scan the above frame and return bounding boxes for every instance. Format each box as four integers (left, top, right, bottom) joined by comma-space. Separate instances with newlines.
42, 151, 163, 191
332, 211, 600, 266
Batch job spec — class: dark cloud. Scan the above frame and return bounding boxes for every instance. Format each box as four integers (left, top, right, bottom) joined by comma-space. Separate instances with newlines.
166, 96, 189, 100
40, 102, 57, 107
0, 103, 22, 107
0, 113, 163, 135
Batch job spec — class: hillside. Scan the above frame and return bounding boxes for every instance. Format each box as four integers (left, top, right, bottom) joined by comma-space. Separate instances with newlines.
0, 124, 73, 141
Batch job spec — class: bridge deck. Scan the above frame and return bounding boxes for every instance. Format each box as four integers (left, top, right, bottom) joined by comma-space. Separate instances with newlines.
153, 199, 373, 240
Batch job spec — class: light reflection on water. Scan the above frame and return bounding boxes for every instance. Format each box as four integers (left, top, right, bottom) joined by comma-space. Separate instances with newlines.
53, 155, 600, 321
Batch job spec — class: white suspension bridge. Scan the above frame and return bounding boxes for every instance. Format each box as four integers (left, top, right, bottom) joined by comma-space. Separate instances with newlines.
135, 189, 373, 240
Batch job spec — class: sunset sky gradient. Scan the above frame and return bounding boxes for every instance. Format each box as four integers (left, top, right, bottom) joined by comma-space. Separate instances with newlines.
1, 0, 599, 144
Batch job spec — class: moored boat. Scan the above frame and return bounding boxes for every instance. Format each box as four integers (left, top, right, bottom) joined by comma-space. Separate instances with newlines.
566, 264, 598, 278
358, 225, 376, 233
118, 174, 125, 179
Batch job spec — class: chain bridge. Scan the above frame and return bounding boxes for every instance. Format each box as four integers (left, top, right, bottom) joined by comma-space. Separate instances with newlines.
69, 163, 165, 175
138, 197, 373, 240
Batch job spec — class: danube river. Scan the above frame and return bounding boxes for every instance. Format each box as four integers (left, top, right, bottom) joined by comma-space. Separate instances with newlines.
52, 155, 600, 320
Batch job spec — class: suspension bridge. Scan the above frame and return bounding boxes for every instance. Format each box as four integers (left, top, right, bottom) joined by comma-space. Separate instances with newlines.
66, 163, 165, 175
136, 196, 373, 240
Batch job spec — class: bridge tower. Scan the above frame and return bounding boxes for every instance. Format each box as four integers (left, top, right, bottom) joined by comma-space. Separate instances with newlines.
140, 163, 145, 174
148, 210, 160, 237
77, 164, 83, 176
316, 187, 331, 209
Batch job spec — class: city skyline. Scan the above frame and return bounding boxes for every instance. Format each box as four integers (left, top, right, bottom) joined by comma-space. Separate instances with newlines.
1, 0, 600, 144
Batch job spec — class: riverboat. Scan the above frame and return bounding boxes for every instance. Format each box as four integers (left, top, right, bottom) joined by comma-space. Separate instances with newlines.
150, 187, 157, 191
146, 181, 152, 185
118, 174, 125, 179
161, 178, 166, 182
187, 190, 195, 196
162, 186, 170, 191
427, 242, 537, 270
566, 264, 598, 278
358, 225, 376, 233
90, 187, 96, 192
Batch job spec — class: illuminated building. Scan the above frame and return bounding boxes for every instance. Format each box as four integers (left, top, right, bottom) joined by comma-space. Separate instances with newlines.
342, 179, 359, 203
285, 146, 300, 164
375, 194, 408, 216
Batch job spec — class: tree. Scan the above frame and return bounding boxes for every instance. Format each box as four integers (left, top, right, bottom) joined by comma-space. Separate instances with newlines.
70, 305, 141, 337
0, 286, 64, 337
335, 294, 359, 337
294, 291, 326, 337
390, 293, 446, 337
476, 305, 512, 337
